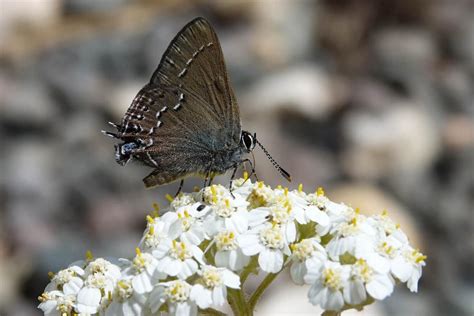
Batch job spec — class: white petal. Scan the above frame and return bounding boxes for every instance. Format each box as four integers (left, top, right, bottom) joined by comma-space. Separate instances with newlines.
226, 249, 249, 271
222, 270, 241, 289
159, 257, 181, 276
182, 229, 203, 245
366, 275, 394, 300
38, 300, 57, 314
76, 287, 101, 314
407, 266, 422, 292
285, 222, 297, 243
132, 272, 153, 294
308, 283, 326, 305
152, 241, 171, 259
238, 234, 263, 256
258, 249, 283, 273
366, 253, 390, 274
215, 251, 229, 268
174, 301, 197, 316
290, 261, 306, 285
247, 209, 269, 227
190, 285, 212, 309
306, 207, 330, 226
105, 301, 122, 316
149, 286, 166, 313
323, 290, 344, 311
63, 277, 83, 295
343, 279, 366, 305
191, 245, 205, 264
178, 259, 198, 279
391, 257, 412, 282
227, 212, 248, 234
122, 297, 146, 316
212, 286, 226, 306
292, 207, 306, 224
304, 257, 324, 284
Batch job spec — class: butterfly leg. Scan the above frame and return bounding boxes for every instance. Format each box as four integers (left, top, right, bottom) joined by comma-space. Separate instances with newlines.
228, 165, 239, 198
201, 172, 210, 202
174, 179, 184, 197
242, 158, 259, 182
208, 174, 215, 186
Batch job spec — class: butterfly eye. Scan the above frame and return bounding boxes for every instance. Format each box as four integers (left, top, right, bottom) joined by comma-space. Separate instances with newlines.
241, 132, 255, 151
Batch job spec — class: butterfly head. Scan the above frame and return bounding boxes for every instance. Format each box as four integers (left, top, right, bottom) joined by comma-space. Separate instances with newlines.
240, 130, 256, 153
115, 142, 138, 166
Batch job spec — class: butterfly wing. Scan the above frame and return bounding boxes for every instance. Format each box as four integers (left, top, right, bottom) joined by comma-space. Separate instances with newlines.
115, 18, 241, 187
150, 17, 240, 143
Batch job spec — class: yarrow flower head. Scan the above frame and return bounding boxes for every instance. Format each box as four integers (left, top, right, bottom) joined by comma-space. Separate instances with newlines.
39, 178, 426, 315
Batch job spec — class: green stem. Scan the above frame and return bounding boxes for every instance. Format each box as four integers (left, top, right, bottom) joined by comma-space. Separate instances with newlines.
248, 272, 280, 309
200, 308, 227, 316
321, 311, 341, 316
241, 257, 258, 284
227, 288, 251, 315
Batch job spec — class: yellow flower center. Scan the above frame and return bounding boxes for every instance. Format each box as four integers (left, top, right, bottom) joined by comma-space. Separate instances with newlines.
215, 231, 237, 251
260, 226, 285, 249
132, 248, 153, 273
202, 268, 222, 289
116, 280, 133, 302
351, 259, 373, 283
291, 239, 316, 261
215, 199, 235, 218
170, 240, 192, 261
165, 281, 190, 303
322, 268, 343, 292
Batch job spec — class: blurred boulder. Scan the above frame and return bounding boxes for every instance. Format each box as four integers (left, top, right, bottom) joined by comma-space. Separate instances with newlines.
242, 65, 348, 119
342, 102, 440, 180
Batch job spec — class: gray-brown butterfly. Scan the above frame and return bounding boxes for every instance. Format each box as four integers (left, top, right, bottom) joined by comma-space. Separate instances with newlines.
103, 17, 290, 193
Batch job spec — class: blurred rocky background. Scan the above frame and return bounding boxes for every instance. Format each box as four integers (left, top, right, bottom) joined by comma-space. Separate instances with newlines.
1, 0, 473, 315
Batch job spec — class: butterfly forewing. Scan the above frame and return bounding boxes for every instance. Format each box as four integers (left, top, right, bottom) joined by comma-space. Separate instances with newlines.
150, 17, 240, 142
117, 18, 242, 187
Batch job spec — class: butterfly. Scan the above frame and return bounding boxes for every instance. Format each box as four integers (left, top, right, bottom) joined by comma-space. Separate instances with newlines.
103, 17, 290, 193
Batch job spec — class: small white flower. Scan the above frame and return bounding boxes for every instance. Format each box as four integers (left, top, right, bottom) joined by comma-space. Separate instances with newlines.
356, 234, 404, 274
238, 223, 291, 273
231, 176, 254, 197
344, 259, 394, 305
326, 213, 376, 260
190, 265, 240, 309
246, 181, 276, 208
38, 289, 79, 316
83, 258, 121, 294
170, 192, 197, 210
289, 238, 327, 285
139, 212, 181, 250
204, 199, 250, 235
153, 240, 203, 279
175, 206, 207, 245
305, 261, 350, 311
149, 280, 197, 315
105, 278, 147, 316
255, 190, 298, 243
214, 230, 250, 271
391, 246, 426, 292
45, 265, 84, 294
76, 286, 102, 314
292, 192, 330, 229
122, 248, 163, 294
69, 258, 122, 314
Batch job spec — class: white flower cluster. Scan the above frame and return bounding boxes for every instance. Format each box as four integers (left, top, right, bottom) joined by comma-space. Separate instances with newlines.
39, 178, 426, 315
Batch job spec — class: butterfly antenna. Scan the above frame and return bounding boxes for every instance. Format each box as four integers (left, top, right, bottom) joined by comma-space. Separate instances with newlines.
255, 139, 291, 182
